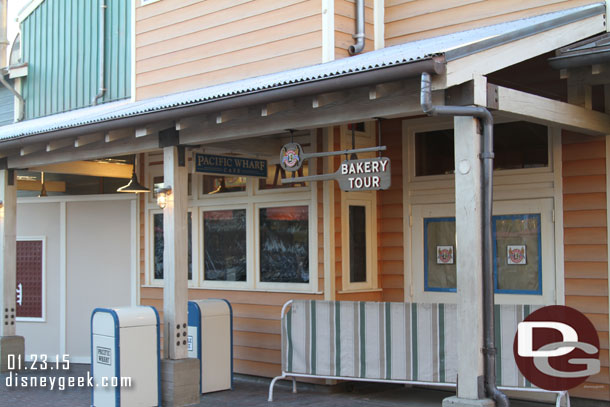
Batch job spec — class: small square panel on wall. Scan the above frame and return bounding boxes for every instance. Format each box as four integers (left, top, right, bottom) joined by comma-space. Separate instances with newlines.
16, 239, 44, 320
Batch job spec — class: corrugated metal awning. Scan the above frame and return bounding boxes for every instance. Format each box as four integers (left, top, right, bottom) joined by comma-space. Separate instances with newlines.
0, 2, 605, 144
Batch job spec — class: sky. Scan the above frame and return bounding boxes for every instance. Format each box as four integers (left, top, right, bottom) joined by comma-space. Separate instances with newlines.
6, 0, 29, 61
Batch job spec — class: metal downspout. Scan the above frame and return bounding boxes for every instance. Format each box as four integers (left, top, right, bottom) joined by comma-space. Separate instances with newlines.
348, 0, 365, 55
93, 0, 107, 105
420, 72, 509, 407
0, 74, 24, 122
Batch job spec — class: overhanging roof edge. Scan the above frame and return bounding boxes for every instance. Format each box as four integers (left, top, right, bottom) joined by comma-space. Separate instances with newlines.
445, 2, 606, 61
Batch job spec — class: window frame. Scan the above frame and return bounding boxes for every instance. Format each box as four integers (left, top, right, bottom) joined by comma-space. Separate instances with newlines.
404, 117, 560, 306
411, 199, 555, 305
144, 131, 319, 293
341, 193, 378, 292
254, 201, 316, 292
15, 236, 46, 323
199, 204, 251, 290
147, 208, 196, 287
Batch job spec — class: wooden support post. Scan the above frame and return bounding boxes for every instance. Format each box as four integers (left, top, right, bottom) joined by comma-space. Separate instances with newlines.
453, 117, 486, 401
162, 146, 188, 360
0, 169, 16, 337
0, 169, 24, 372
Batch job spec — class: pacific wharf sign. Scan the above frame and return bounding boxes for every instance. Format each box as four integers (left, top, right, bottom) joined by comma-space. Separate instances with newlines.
195, 153, 267, 177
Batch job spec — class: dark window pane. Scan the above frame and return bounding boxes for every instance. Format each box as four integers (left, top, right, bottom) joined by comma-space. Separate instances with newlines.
153, 212, 192, 280
349, 206, 367, 283
153, 214, 163, 279
424, 218, 457, 291
493, 214, 541, 294
415, 129, 455, 176
493, 122, 547, 170
415, 121, 548, 176
260, 206, 309, 283
203, 175, 246, 194
203, 210, 247, 281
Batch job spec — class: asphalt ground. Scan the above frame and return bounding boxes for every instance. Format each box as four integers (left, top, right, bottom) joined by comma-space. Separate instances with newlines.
0, 364, 604, 407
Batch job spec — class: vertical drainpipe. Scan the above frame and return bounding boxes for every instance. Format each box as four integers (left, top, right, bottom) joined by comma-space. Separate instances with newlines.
93, 0, 107, 105
348, 0, 365, 55
420, 72, 509, 407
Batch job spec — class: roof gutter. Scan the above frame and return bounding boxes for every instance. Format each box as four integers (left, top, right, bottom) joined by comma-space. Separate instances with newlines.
0, 56, 445, 150
548, 49, 610, 70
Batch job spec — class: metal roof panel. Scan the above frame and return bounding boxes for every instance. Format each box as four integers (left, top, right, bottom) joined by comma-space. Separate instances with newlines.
0, 2, 604, 142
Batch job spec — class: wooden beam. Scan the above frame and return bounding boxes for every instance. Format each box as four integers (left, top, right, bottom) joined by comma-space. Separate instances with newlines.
0, 170, 17, 337
162, 146, 189, 360
17, 179, 66, 192
181, 80, 441, 146
175, 117, 202, 132
105, 129, 133, 143
29, 161, 133, 179
312, 91, 344, 108
491, 84, 610, 135
368, 83, 397, 100
135, 121, 172, 138
442, 14, 606, 89
74, 133, 103, 148
20, 142, 47, 156
7, 134, 159, 169
216, 108, 247, 124
261, 100, 294, 117
46, 138, 73, 152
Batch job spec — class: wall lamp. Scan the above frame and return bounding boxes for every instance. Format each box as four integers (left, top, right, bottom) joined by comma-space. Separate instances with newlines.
155, 186, 172, 209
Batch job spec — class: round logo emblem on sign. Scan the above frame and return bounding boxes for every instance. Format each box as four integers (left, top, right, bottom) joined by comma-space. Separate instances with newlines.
512, 305, 600, 391
280, 143, 302, 171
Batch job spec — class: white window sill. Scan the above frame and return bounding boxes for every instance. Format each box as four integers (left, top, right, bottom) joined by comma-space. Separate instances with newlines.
337, 288, 382, 294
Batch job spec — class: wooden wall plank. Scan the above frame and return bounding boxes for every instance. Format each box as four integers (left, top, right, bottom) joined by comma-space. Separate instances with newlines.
566, 295, 609, 314
564, 210, 607, 228
564, 193, 607, 211
564, 244, 608, 262
138, 47, 321, 99
135, 0, 322, 99
562, 135, 609, 401
385, 0, 596, 45
565, 261, 609, 279
379, 119, 405, 302
563, 175, 606, 194
565, 278, 609, 296
562, 158, 606, 176
564, 227, 607, 245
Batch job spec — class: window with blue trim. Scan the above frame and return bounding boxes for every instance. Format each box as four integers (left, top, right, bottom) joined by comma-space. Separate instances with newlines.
423, 214, 542, 294
493, 214, 542, 295
424, 217, 457, 292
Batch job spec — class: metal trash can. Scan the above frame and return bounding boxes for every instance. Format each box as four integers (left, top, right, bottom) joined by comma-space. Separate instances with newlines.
188, 299, 233, 394
91, 306, 161, 407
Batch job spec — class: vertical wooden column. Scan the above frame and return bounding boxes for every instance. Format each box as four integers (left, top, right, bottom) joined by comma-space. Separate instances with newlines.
163, 146, 188, 360
453, 117, 485, 400
0, 169, 16, 337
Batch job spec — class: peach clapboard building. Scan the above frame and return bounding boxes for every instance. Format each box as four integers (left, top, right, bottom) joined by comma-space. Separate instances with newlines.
0, 0, 609, 405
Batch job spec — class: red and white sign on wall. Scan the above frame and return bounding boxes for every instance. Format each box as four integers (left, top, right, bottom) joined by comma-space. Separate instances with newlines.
16, 239, 44, 320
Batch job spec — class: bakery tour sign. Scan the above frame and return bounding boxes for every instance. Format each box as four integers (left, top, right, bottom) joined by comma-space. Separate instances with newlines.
279, 142, 391, 191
